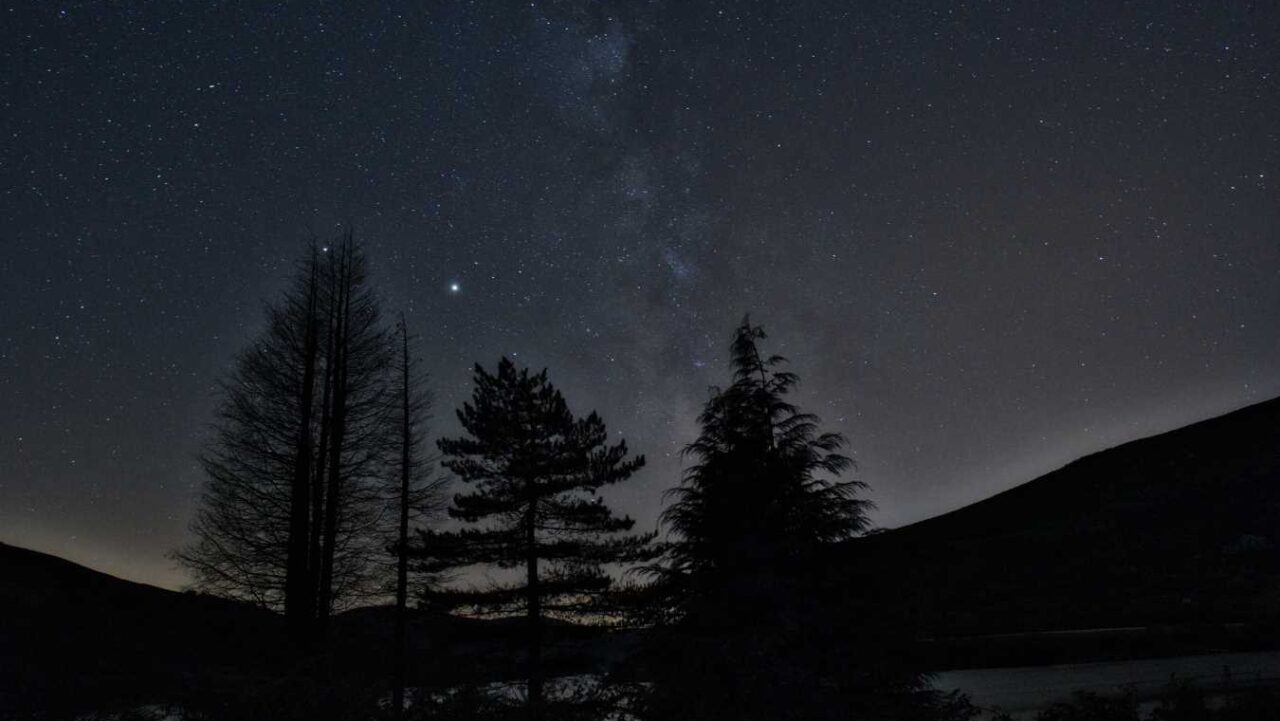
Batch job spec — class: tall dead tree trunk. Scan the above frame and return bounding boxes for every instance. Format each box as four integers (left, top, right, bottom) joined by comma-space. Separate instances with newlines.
392, 315, 412, 718
286, 247, 320, 640
309, 250, 337, 621
318, 240, 351, 634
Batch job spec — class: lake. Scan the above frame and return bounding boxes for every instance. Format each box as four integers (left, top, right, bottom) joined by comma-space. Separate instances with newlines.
933, 651, 1280, 719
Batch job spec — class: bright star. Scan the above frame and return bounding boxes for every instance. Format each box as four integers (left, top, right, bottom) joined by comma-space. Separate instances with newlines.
449, 282, 461, 293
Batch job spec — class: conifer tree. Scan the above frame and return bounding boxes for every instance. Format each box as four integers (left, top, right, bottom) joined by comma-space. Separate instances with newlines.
658, 319, 870, 601
415, 358, 654, 720
637, 317, 895, 720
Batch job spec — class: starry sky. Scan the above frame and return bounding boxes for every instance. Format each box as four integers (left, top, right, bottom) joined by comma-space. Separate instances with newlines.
3, 2, 1278, 591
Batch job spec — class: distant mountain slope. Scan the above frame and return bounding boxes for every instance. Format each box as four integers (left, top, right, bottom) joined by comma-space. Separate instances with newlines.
839, 396, 1280, 642
0, 541, 287, 715
0, 542, 624, 714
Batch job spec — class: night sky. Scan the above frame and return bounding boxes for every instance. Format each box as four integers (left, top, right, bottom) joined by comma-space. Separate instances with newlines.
3, 2, 1278, 591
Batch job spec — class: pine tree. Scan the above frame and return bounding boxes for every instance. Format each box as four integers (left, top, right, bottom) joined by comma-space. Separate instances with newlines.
414, 358, 654, 720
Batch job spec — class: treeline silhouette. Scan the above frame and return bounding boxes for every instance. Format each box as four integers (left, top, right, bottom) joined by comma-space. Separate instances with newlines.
13, 234, 1274, 720
160, 233, 972, 721
2, 234, 1280, 717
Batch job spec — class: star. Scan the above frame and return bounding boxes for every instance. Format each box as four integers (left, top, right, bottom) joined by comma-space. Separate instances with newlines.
449, 282, 461, 294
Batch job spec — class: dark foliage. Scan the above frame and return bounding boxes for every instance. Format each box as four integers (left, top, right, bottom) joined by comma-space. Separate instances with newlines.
630, 318, 946, 720
412, 358, 655, 718
1029, 681, 1280, 721
649, 318, 870, 617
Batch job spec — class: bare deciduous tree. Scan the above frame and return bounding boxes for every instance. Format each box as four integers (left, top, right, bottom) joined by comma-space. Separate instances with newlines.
176, 232, 398, 643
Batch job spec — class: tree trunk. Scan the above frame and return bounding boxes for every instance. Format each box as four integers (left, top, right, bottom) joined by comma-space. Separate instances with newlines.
285, 251, 319, 641
310, 251, 337, 623
526, 496, 542, 721
317, 243, 351, 637
392, 320, 411, 718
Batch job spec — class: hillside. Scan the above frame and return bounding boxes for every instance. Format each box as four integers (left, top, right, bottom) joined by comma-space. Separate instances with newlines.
0, 541, 290, 715
838, 396, 1280, 656
0, 543, 623, 716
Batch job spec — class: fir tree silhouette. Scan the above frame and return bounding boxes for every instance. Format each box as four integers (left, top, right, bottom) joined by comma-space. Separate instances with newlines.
635, 318, 945, 720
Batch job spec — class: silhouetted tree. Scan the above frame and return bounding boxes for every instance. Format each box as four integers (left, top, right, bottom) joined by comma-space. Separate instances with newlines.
657, 318, 870, 600
176, 232, 396, 642
313, 236, 397, 634
413, 358, 655, 721
389, 314, 446, 718
633, 318, 945, 720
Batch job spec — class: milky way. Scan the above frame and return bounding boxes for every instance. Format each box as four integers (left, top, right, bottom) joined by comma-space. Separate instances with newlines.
3, 2, 1278, 589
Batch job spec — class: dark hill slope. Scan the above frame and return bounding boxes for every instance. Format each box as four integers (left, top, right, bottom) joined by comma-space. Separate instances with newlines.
0, 543, 624, 715
0, 541, 287, 715
839, 396, 1280, 640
